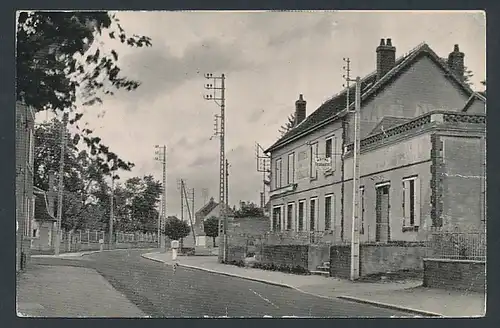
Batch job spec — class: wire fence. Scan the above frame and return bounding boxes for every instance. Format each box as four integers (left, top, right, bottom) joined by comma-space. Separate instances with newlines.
424, 228, 486, 261
62, 230, 159, 245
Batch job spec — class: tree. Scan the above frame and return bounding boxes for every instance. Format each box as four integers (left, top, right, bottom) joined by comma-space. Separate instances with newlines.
164, 217, 191, 241
479, 80, 486, 97
17, 11, 148, 171
204, 216, 219, 247
17, 11, 151, 113
235, 202, 264, 218
278, 113, 295, 137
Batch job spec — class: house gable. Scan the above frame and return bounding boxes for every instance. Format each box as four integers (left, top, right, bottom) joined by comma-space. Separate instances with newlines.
349, 53, 482, 140
266, 43, 485, 153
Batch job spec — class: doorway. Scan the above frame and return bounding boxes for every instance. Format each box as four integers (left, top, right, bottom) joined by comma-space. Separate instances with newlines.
376, 184, 390, 243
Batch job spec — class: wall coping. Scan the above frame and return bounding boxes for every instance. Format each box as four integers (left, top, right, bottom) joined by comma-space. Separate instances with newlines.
423, 258, 486, 264
345, 110, 486, 153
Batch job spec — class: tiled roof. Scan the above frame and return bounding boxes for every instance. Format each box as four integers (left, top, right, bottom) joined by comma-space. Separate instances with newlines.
34, 191, 56, 222
369, 116, 410, 135
195, 197, 218, 219
266, 42, 483, 153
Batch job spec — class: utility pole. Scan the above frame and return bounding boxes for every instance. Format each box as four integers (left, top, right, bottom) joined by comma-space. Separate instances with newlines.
256, 142, 271, 211
201, 188, 209, 205
204, 73, 227, 263
54, 112, 68, 256
181, 181, 197, 245
343, 58, 361, 281
109, 175, 118, 250
154, 145, 167, 249
225, 159, 230, 208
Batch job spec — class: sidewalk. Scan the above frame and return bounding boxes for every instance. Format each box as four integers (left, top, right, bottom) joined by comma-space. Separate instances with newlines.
142, 251, 485, 317
17, 265, 148, 317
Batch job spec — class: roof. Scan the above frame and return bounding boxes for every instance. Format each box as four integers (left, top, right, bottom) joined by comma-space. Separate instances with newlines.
195, 197, 219, 219
369, 116, 410, 135
266, 42, 484, 153
34, 190, 56, 222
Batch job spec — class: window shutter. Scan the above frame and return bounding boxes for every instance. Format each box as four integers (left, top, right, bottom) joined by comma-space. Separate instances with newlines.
403, 181, 410, 226
414, 178, 421, 227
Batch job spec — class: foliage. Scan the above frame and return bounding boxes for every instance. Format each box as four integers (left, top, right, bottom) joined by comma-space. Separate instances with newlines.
164, 217, 191, 241
204, 216, 219, 247
17, 11, 152, 113
278, 113, 295, 137
18, 11, 148, 172
234, 201, 264, 218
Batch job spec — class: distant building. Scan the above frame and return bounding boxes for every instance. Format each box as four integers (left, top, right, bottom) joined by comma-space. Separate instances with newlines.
265, 40, 486, 244
16, 101, 36, 272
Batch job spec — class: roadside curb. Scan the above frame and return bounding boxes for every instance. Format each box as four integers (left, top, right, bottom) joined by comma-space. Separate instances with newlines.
337, 295, 443, 317
140, 253, 296, 289
33, 248, 159, 259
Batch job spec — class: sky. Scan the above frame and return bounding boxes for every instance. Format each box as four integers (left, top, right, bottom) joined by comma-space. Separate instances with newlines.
37, 10, 486, 218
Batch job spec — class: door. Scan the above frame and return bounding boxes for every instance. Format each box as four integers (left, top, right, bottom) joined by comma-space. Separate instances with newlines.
376, 185, 390, 243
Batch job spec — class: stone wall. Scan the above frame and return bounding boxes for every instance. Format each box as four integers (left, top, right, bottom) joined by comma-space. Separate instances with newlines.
308, 244, 330, 271
261, 245, 309, 270
329, 245, 351, 279
423, 258, 486, 293
360, 243, 427, 276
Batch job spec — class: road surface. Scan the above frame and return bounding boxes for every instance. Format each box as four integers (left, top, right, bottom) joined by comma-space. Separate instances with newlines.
32, 249, 412, 318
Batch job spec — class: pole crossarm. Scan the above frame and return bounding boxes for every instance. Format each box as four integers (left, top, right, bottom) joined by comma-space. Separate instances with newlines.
203, 72, 228, 262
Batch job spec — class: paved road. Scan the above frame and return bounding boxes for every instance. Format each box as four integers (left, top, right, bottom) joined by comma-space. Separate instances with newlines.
32, 249, 412, 318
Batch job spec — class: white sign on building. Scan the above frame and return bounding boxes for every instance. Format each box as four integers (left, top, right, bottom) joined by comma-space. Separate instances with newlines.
315, 157, 332, 171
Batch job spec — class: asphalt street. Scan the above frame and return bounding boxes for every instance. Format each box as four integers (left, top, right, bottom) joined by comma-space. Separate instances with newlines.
32, 249, 412, 318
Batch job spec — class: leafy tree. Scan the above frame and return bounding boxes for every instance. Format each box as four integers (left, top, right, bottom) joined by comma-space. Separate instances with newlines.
235, 201, 264, 218
479, 80, 486, 97
278, 113, 295, 137
204, 216, 219, 247
164, 217, 191, 241
17, 11, 149, 172
17, 11, 151, 113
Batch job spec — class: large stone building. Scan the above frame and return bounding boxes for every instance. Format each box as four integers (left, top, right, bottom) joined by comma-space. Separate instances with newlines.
265, 39, 486, 245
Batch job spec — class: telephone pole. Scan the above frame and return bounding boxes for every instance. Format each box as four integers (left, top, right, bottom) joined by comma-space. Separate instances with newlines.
154, 145, 167, 249
204, 73, 228, 263
109, 175, 119, 250
256, 142, 271, 210
225, 159, 230, 208
54, 112, 68, 256
343, 58, 361, 281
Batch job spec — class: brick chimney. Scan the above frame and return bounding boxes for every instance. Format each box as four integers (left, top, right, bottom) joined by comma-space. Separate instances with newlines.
376, 38, 396, 80
294, 94, 307, 126
447, 44, 465, 81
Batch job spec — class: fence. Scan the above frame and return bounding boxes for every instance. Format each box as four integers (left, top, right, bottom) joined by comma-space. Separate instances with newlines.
424, 229, 486, 261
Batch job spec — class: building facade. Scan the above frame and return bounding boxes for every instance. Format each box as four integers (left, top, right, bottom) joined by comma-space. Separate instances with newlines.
265, 40, 486, 245
16, 101, 36, 272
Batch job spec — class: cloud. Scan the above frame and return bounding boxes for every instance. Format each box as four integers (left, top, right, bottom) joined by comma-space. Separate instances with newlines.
117, 38, 254, 107
267, 15, 338, 47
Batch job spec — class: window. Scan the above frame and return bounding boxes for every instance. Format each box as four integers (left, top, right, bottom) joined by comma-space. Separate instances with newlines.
286, 203, 294, 230
325, 195, 334, 231
287, 153, 295, 185
360, 187, 365, 234
275, 158, 282, 189
310, 198, 317, 231
402, 177, 420, 230
28, 130, 34, 168
310, 142, 318, 179
24, 199, 30, 237
298, 200, 305, 231
272, 206, 283, 231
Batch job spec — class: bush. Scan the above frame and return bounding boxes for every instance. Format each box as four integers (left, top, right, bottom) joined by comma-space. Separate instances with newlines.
252, 262, 309, 275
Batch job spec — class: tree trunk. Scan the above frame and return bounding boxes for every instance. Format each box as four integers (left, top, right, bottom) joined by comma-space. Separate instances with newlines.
213, 237, 216, 247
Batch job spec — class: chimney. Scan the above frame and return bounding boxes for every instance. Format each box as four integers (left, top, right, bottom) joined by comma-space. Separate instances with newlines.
447, 44, 465, 81
294, 94, 307, 126
376, 38, 396, 80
